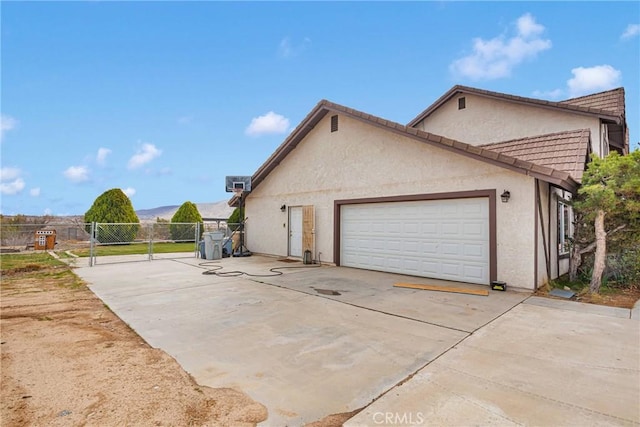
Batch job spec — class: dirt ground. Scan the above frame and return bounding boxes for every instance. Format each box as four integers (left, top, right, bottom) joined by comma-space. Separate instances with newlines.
535, 284, 640, 309
0, 260, 359, 427
0, 264, 268, 427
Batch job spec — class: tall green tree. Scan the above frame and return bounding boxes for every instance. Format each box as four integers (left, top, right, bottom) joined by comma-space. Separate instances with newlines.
572, 151, 640, 293
227, 207, 244, 232
84, 188, 140, 243
170, 201, 203, 241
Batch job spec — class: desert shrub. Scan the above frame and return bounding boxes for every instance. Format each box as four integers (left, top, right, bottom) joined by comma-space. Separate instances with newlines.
84, 189, 140, 243
170, 202, 203, 242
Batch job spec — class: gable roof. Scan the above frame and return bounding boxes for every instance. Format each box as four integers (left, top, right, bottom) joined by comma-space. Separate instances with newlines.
559, 87, 625, 118
231, 99, 580, 206
407, 85, 624, 128
479, 129, 590, 183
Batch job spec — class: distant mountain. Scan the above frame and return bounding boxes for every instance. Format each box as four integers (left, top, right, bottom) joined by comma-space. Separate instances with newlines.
136, 200, 234, 221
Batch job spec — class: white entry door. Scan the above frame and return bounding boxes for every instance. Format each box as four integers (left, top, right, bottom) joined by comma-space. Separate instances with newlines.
340, 198, 490, 284
289, 206, 303, 257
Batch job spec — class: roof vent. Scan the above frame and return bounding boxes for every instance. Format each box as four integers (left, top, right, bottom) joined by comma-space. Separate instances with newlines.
331, 115, 338, 132
458, 97, 466, 110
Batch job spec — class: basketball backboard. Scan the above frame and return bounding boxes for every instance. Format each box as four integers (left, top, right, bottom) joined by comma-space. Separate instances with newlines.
225, 176, 252, 193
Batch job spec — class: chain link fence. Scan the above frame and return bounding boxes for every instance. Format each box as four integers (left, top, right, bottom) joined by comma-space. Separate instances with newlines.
0, 221, 91, 252
0, 219, 244, 265
87, 222, 203, 265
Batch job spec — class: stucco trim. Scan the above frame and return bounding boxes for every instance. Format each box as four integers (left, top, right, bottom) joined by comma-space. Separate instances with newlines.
333, 190, 497, 284
407, 85, 623, 128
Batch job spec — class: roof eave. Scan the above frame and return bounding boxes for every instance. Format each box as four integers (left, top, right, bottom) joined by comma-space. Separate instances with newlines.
246, 98, 582, 198
407, 85, 623, 127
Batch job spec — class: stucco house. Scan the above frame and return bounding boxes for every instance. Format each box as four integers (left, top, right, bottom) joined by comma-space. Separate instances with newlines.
232, 85, 628, 291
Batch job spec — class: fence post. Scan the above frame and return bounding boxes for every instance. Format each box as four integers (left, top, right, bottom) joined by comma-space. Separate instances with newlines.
89, 222, 95, 267
195, 222, 200, 257
148, 223, 153, 261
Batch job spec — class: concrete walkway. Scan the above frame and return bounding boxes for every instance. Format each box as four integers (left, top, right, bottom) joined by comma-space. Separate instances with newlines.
71, 255, 640, 426
346, 298, 640, 426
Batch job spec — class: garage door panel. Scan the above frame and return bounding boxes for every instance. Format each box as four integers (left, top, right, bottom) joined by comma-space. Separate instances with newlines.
442, 262, 461, 276
341, 198, 490, 284
464, 265, 486, 281
464, 243, 486, 258
403, 222, 420, 233
441, 243, 462, 256
463, 221, 485, 235
442, 223, 459, 235
421, 242, 439, 255
422, 223, 438, 235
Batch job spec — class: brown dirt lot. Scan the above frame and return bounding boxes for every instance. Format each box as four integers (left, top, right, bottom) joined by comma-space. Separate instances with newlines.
0, 262, 268, 427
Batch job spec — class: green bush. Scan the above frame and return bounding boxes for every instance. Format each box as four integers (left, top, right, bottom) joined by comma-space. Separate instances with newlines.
170, 201, 203, 242
227, 207, 244, 232
84, 189, 140, 243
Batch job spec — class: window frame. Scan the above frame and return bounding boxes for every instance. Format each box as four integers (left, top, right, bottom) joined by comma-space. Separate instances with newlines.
557, 200, 573, 256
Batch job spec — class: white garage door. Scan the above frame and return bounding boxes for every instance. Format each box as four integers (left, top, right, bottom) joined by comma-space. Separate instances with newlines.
340, 198, 490, 284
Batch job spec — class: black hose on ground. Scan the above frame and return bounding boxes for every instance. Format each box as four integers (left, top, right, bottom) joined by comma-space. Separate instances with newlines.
200, 256, 322, 278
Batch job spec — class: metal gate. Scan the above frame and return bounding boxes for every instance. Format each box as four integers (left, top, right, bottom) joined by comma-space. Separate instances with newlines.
89, 222, 202, 266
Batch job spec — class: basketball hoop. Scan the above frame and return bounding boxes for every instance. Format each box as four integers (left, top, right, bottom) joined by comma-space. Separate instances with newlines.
225, 175, 252, 257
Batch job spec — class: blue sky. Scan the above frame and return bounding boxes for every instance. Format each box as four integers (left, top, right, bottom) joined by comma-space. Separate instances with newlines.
1, 1, 638, 216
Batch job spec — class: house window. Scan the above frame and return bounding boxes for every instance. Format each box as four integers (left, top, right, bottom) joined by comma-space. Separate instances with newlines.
458, 97, 466, 110
558, 201, 572, 255
331, 115, 338, 132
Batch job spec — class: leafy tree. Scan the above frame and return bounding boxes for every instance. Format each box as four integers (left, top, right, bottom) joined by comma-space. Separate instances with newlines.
84, 188, 140, 243
571, 151, 640, 293
170, 201, 203, 241
227, 207, 244, 232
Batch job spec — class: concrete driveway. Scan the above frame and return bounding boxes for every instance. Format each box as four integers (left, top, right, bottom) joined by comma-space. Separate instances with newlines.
72, 255, 639, 426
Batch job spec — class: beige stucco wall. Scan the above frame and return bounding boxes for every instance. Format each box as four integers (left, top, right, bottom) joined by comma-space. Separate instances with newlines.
245, 114, 540, 290
414, 93, 604, 156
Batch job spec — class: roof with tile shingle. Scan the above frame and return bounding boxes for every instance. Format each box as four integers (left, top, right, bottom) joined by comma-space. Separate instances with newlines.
559, 88, 625, 118
407, 85, 624, 128
479, 129, 591, 183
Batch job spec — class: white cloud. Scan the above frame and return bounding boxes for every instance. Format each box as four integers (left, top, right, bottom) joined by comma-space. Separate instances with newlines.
567, 65, 621, 97
1, 167, 25, 195
278, 36, 312, 58
245, 111, 290, 136
63, 165, 90, 183
122, 187, 136, 197
450, 13, 551, 80
1, 167, 21, 181
128, 143, 162, 170
516, 13, 545, 38
177, 116, 193, 125
43, 208, 52, 216
621, 24, 640, 40
1, 178, 25, 195
30, 187, 41, 197
96, 147, 112, 166
0, 115, 18, 142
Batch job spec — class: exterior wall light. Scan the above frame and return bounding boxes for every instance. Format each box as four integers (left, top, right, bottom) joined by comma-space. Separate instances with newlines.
280, 204, 287, 212
501, 190, 511, 203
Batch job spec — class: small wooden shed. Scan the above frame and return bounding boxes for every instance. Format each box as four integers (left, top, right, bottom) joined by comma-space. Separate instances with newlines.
34, 230, 56, 250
